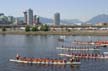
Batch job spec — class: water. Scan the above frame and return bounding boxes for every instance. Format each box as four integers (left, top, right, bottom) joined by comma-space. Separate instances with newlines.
0, 35, 108, 71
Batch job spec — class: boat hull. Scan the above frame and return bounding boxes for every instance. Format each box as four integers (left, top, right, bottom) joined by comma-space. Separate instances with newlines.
58, 54, 108, 59
56, 47, 100, 51
9, 59, 81, 65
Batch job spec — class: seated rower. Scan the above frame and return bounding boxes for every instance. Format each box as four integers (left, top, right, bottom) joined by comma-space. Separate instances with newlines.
16, 53, 20, 60
63, 59, 66, 63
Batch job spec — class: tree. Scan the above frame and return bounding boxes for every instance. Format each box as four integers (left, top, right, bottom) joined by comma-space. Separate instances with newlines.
40, 25, 44, 31
25, 25, 30, 32
2, 27, 6, 32
31, 26, 38, 31
44, 24, 49, 31
40, 24, 49, 31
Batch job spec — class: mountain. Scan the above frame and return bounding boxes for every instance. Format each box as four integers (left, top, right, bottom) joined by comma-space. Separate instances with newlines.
40, 17, 83, 24
40, 17, 53, 24
86, 14, 108, 24
17, 17, 83, 25
61, 19, 83, 24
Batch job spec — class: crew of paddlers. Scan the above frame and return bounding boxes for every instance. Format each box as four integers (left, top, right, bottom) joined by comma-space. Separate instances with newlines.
16, 54, 80, 63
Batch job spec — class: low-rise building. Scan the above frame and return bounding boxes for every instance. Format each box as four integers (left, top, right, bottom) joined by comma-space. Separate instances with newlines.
96, 22, 108, 26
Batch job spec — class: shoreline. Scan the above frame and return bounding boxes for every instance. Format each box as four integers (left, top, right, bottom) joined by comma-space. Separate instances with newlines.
0, 31, 108, 36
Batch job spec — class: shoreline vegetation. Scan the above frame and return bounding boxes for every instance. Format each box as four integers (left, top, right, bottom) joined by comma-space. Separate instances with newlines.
0, 30, 108, 36
1, 25, 108, 36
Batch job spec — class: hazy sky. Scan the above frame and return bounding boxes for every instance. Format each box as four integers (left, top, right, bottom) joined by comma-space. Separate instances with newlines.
0, 0, 108, 21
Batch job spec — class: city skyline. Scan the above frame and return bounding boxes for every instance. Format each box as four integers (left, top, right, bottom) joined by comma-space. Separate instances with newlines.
0, 0, 108, 22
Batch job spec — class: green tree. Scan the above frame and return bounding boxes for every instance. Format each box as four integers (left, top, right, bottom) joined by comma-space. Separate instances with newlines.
2, 27, 6, 32
25, 25, 30, 32
31, 26, 38, 31
40, 24, 49, 31
44, 24, 49, 31
40, 25, 44, 31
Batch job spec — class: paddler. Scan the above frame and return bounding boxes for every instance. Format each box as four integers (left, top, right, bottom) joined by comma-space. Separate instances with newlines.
16, 53, 20, 60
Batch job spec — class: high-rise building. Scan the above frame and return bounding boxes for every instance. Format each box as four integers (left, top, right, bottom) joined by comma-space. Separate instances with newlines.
8, 16, 14, 24
54, 13, 60, 25
23, 11, 27, 24
14, 18, 19, 25
14, 18, 23, 25
33, 15, 37, 25
0, 13, 4, 16
36, 16, 40, 25
23, 9, 42, 25
27, 8, 33, 25
0, 15, 8, 24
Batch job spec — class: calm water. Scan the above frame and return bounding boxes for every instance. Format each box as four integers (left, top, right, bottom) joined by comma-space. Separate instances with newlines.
0, 35, 108, 71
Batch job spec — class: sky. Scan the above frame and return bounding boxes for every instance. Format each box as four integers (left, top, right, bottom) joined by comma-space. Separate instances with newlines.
0, 0, 108, 22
